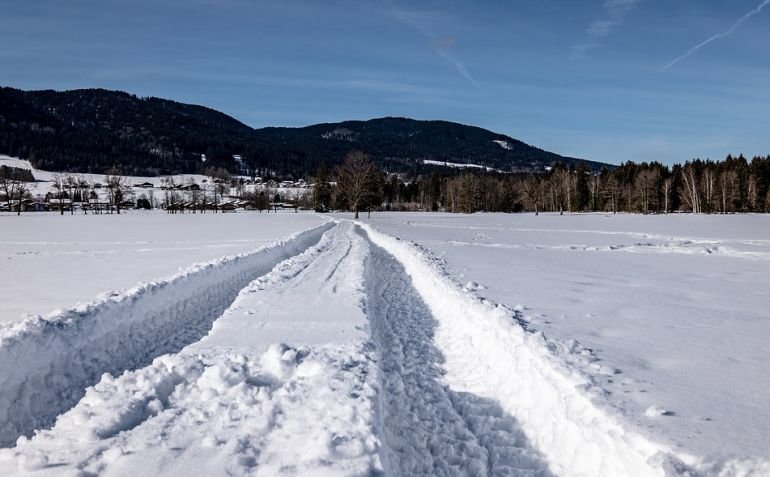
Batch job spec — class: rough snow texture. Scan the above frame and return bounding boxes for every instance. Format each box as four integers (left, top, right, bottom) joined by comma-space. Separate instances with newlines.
361, 222, 679, 476
2, 212, 768, 476
364, 237, 553, 476
0, 222, 382, 476
365, 213, 770, 474
0, 344, 380, 477
0, 222, 333, 447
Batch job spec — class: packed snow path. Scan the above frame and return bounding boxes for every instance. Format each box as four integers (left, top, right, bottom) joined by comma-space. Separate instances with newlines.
364, 239, 553, 476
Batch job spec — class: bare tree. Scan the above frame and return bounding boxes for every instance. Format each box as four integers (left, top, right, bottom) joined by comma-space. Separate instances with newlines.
0, 176, 16, 213
0, 171, 31, 215
51, 174, 66, 215
336, 151, 378, 219
105, 167, 131, 214
680, 164, 700, 214
162, 176, 177, 213
663, 177, 672, 213
64, 175, 78, 215
522, 177, 541, 215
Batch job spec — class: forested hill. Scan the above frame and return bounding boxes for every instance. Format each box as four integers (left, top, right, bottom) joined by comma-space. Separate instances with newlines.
0, 86, 604, 177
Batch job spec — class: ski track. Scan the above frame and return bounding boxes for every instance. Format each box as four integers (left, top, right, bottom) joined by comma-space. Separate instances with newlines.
364, 236, 553, 476
0, 222, 334, 448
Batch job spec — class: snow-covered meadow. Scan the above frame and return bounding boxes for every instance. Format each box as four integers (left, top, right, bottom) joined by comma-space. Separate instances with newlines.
0, 212, 327, 323
0, 211, 768, 476
368, 213, 770, 471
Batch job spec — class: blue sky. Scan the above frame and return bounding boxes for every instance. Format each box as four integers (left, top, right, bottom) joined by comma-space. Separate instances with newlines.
1, 0, 769, 165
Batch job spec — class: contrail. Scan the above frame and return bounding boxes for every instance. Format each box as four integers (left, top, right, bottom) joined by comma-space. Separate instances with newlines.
661, 0, 770, 72
385, 0, 480, 87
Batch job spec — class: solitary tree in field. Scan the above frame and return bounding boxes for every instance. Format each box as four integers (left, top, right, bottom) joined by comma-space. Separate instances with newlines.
336, 151, 378, 219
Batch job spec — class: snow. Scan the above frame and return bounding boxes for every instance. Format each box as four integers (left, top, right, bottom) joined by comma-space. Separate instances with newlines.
0, 222, 334, 447
0, 221, 384, 475
1, 209, 769, 476
0, 212, 327, 323
365, 212, 770, 473
363, 236, 555, 475
361, 222, 676, 476
422, 159, 502, 172
0, 155, 309, 204
492, 139, 514, 150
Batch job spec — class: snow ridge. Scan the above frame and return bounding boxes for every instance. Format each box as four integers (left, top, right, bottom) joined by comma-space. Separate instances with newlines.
0, 222, 334, 447
363, 237, 553, 476
360, 222, 682, 477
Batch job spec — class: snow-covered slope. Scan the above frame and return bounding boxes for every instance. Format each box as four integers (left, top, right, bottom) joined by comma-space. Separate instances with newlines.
0, 155, 309, 202
422, 159, 504, 173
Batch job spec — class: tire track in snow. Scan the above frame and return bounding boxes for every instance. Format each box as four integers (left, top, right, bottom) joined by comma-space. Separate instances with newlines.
0, 222, 334, 448
361, 223, 686, 477
0, 222, 382, 476
363, 235, 553, 476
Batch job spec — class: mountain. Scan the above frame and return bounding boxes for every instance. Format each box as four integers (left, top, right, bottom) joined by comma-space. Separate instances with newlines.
0, 87, 608, 177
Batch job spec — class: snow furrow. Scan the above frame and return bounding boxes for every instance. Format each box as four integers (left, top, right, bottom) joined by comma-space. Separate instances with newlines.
0, 222, 334, 448
362, 235, 553, 476
360, 223, 684, 477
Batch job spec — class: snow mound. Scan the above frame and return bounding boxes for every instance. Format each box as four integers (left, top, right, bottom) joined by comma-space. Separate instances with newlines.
0, 222, 334, 447
363, 237, 553, 476
0, 344, 381, 476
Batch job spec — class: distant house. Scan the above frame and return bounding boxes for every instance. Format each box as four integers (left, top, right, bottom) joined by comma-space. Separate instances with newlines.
134, 182, 154, 189
219, 202, 237, 212
47, 198, 73, 211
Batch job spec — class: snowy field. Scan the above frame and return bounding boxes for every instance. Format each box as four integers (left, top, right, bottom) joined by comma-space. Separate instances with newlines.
0, 212, 327, 323
367, 213, 770, 471
0, 211, 768, 476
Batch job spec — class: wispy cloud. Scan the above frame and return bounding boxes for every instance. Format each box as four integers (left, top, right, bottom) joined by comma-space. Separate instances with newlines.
386, 2, 479, 87
572, 0, 643, 59
660, 0, 770, 72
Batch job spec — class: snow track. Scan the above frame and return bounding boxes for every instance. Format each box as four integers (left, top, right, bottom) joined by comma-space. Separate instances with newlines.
361, 223, 680, 477
3, 217, 758, 476
0, 222, 333, 447
364, 239, 553, 476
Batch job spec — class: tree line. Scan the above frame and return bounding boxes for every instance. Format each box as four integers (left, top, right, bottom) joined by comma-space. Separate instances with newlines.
324, 153, 770, 215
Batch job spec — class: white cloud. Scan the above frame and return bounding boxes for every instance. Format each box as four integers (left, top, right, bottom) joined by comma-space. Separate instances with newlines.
572, 0, 642, 58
